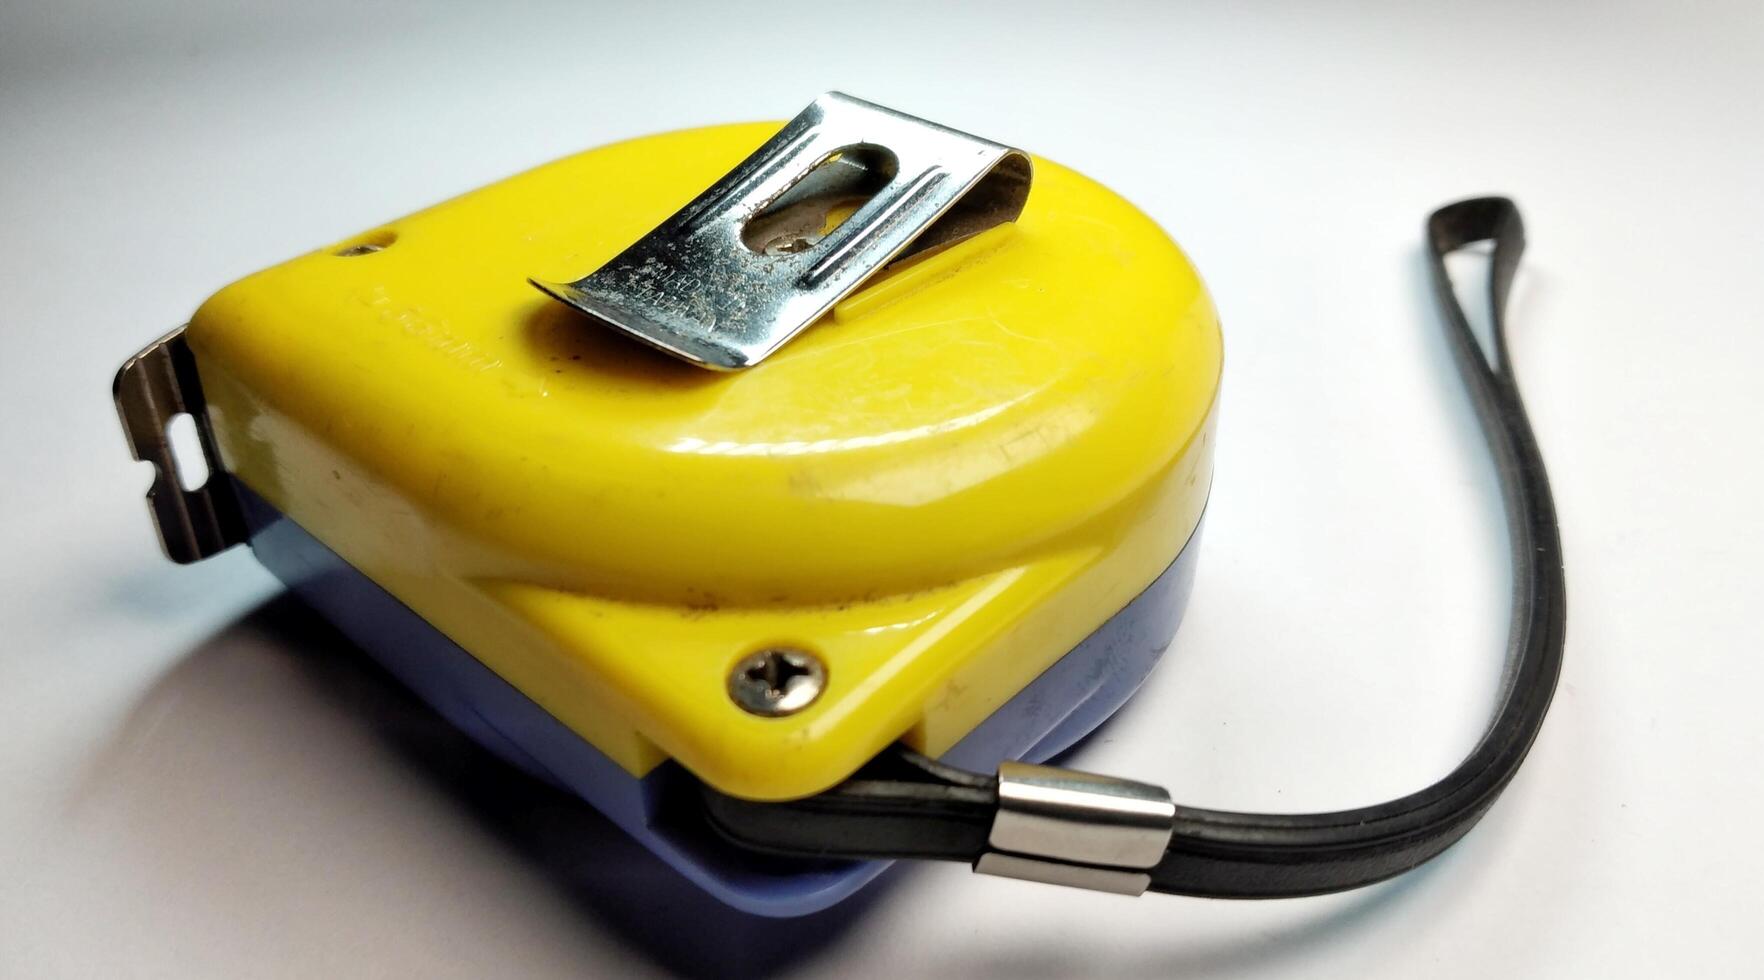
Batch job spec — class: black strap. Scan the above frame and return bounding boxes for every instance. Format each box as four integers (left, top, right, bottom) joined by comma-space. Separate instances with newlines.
700, 197, 1566, 899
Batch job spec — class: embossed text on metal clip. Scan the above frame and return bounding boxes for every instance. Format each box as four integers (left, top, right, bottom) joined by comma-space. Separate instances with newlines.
531, 92, 1033, 370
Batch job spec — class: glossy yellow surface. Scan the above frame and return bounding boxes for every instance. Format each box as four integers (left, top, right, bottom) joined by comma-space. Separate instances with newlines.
189, 120, 1221, 800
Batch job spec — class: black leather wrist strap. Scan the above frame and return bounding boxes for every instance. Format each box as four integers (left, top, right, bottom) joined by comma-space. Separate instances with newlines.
700, 197, 1566, 899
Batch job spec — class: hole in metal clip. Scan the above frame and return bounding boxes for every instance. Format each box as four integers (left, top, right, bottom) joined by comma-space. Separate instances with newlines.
333, 229, 398, 256
741, 145, 898, 256
165, 413, 210, 492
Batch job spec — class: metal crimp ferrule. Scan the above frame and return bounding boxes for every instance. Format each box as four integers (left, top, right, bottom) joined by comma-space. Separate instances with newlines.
974, 761, 1176, 896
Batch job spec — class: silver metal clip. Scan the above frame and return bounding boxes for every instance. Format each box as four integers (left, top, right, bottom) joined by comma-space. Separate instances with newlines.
113, 326, 244, 563
532, 92, 1032, 370
974, 761, 1175, 896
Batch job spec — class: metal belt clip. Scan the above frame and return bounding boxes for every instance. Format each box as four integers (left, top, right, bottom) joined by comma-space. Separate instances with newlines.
532, 91, 1032, 370
975, 761, 1175, 896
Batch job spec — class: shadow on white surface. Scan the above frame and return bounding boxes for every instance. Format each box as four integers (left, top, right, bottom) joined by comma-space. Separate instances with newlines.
70, 595, 900, 977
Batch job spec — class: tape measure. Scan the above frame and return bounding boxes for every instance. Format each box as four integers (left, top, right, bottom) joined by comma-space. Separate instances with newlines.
114, 93, 1562, 917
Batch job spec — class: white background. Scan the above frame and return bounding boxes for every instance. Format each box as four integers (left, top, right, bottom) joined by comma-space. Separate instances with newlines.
3, 1, 1760, 976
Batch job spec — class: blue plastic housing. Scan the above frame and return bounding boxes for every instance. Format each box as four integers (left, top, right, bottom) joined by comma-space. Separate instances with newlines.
238, 486, 1199, 917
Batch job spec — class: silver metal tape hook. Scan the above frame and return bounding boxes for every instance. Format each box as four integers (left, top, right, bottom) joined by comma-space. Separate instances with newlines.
113, 326, 245, 563
532, 92, 1033, 370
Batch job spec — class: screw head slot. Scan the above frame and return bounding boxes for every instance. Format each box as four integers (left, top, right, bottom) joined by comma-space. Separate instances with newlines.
728, 648, 826, 717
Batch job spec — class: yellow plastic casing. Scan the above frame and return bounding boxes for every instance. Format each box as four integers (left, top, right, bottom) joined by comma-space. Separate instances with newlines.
188, 120, 1221, 801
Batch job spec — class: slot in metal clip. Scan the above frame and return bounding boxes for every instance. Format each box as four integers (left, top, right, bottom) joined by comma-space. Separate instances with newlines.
532, 92, 1032, 370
